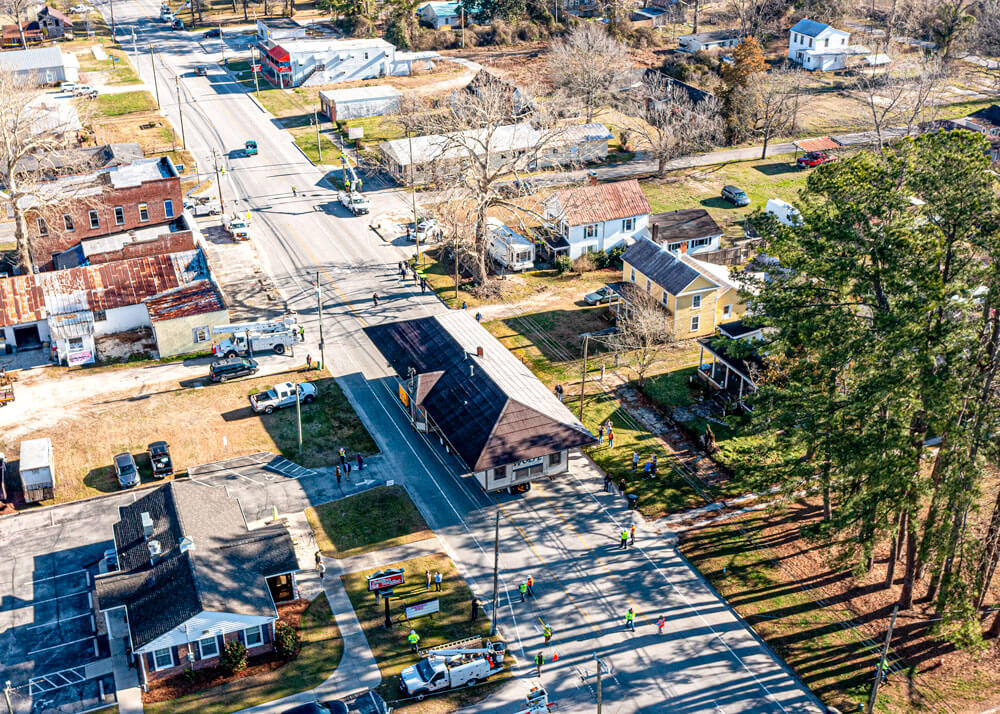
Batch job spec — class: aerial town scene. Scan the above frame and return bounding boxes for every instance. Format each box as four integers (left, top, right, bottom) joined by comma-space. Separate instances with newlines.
0, 0, 999, 712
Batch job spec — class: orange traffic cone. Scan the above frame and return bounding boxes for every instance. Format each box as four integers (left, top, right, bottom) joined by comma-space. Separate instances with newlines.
551, 652, 559, 662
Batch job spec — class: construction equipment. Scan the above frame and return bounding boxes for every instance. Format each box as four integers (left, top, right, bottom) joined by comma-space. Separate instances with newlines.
226, 213, 251, 241
0, 371, 14, 407
338, 190, 371, 215
400, 642, 506, 700
211, 317, 302, 358
340, 155, 363, 193
516, 686, 552, 714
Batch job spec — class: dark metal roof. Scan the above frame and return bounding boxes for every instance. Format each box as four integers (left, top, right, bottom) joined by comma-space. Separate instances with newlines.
649, 208, 723, 243
719, 320, 762, 340
698, 336, 766, 386
789, 18, 833, 37
145, 280, 226, 322
364, 314, 595, 472
622, 237, 705, 295
967, 104, 1000, 129
95, 480, 298, 649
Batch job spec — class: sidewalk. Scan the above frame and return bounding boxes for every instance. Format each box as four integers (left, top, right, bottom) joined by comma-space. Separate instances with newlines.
107, 609, 144, 714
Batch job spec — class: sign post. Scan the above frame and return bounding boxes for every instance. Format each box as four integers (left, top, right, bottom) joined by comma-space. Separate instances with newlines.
368, 569, 404, 631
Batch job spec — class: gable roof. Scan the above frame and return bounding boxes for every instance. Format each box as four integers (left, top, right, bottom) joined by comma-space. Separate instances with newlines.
0, 46, 66, 71
967, 104, 1000, 129
548, 179, 651, 226
789, 18, 836, 37
649, 208, 723, 243
623, 237, 717, 295
39, 6, 72, 23
94, 480, 298, 649
422, 1, 462, 17
364, 312, 595, 472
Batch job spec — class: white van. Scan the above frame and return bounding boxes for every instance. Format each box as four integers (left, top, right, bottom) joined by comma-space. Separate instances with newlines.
765, 198, 802, 227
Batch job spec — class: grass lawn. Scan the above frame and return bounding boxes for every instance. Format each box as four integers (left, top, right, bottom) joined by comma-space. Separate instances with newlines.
144, 595, 344, 714
255, 86, 322, 126
341, 553, 512, 713
641, 152, 810, 239
94, 90, 158, 116
0, 367, 376, 506
341, 114, 406, 144
89, 111, 176, 154
307, 485, 433, 558
289, 126, 343, 165
76, 47, 141, 85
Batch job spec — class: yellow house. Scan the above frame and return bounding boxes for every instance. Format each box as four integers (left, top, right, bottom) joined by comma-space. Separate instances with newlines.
616, 237, 746, 339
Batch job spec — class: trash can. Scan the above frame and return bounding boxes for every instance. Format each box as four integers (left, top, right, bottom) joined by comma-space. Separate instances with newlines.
627, 493, 639, 510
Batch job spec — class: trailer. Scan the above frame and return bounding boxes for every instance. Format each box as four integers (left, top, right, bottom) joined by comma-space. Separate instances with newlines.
19, 438, 55, 503
212, 317, 302, 358
487, 217, 535, 272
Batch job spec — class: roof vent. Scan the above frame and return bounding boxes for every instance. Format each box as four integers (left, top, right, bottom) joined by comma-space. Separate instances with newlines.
476, 346, 484, 358
140, 512, 154, 538
179, 536, 195, 553
147, 539, 163, 563
469, 364, 475, 377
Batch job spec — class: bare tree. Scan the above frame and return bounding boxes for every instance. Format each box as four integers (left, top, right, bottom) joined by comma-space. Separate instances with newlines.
732, 68, 802, 159
0, 72, 93, 273
0, 0, 35, 49
610, 289, 674, 386
726, 0, 783, 39
548, 23, 629, 123
854, 55, 943, 153
619, 73, 722, 176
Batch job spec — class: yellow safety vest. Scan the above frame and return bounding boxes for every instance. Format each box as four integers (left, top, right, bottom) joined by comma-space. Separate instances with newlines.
625, 611, 634, 621
408, 633, 419, 644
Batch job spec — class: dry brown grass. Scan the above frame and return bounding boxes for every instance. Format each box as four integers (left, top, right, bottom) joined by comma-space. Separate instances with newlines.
89, 111, 177, 153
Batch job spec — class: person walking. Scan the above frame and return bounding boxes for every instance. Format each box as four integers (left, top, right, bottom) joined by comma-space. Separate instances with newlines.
625, 608, 635, 632
306, 354, 312, 371
356, 453, 364, 470
461, 301, 467, 310
603, 474, 611, 492
656, 615, 665, 634
543, 624, 552, 644
519, 581, 528, 602
339, 447, 346, 467
434, 571, 442, 592
408, 629, 420, 653
317, 559, 327, 580
629, 523, 636, 546
597, 424, 605, 445
643, 460, 652, 480
420, 277, 427, 293
534, 652, 544, 676
632, 452, 639, 472
652, 454, 658, 476
291, 186, 297, 196
426, 570, 432, 591
526, 575, 534, 597
335, 466, 342, 486
555, 384, 564, 402
619, 529, 629, 550
607, 428, 615, 449
470, 597, 481, 623
475, 312, 482, 322
372, 292, 379, 306
618, 478, 626, 495
345, 462, 352, 479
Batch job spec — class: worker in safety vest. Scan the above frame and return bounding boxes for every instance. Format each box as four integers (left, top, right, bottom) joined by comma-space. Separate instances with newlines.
526, 575, 534, 596
625, 607, 635, 632
620, 529, 629, 549
543, 624, 552, 644
657, 615, 665, 634
534, 652, 544, 676
519, 581, 528, 602
408, 629, 420, 653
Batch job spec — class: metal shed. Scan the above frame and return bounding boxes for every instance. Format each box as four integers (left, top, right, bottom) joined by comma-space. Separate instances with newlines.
19, 437, 55, 502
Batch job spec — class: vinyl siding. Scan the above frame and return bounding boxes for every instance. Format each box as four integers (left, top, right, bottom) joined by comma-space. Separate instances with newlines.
622, 259, 719, 339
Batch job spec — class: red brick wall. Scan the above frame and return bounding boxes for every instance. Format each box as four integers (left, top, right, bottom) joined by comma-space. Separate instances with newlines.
142, 623, 274, 682
28, 175, 182, 271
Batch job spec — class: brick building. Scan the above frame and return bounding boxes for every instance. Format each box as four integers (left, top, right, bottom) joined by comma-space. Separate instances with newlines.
26, 156, 182, 271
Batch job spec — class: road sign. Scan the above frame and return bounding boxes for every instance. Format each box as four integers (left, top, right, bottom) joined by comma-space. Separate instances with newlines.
251, 64, 261, 72
405, 598, 439, 620
368, 568, 404, 591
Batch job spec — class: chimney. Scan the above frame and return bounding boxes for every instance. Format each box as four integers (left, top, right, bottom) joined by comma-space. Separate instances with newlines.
147, 539, 163, 565
679, 241, 688, 254
140, 512, 154, 539
587, 170, 598, 187
476, 346, 484, 358
651, 222, 659, 243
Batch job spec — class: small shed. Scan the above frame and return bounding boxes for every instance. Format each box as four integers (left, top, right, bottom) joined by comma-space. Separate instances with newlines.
319, 85, 402, 123
19, 437, 54, 503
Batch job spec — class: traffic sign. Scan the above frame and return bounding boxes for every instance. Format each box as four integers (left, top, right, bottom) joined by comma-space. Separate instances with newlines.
251, 64, 261, 72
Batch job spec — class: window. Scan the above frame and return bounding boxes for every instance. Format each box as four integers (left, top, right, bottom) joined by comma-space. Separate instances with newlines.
93, 309, 107, 322
244, 625, 263, 647
68, 337, 83, 349
493, 467, 506, 480
114, 206, 124, 225
584, 224, 598, 239
622, 217, 635, 232
63, 214, 74, 231
89, 209, 99, 229
138, 203, 149, 222
667, 242, 681, 252
692, 294, 702, 309
548, 452, 561, 466
629, 267, 636, 283
192, 326, 210, 343
198, 636, 219, 659
808, 38, 813, 47
662, 292, 670, 308
722, 304, 732, 318
36, 217, 48, 236
152, 647, 174, 670
690, 315, 700, 332
163, 199, 174, 218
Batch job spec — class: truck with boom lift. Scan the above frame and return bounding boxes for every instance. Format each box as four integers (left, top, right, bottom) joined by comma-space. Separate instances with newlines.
399, 641, 506, 700
337, 156, 370, 216
212, 317, 302, 358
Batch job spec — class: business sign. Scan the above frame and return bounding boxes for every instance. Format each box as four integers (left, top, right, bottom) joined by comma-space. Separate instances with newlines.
67, 349, 94, 366
405, 598, 440, 620
251, 64, 261, 72
511, 456, 543, 470
368, 568, 404, 591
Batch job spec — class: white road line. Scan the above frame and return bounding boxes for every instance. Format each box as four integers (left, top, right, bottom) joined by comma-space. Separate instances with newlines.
27, 636, 94, 655
27, 612, 93, 630
28, 589, 91, 607
30, 570, 88, 586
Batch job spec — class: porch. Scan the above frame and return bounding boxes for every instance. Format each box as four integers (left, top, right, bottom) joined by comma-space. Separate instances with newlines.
696, 338, 757, 412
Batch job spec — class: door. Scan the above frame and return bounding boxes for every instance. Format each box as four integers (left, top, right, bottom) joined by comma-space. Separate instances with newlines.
13, 325, 41, 349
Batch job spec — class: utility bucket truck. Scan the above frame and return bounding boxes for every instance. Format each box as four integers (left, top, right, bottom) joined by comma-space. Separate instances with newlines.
337, 156, 370, 215
212, 317, 302, 358
400, 642, 506, 700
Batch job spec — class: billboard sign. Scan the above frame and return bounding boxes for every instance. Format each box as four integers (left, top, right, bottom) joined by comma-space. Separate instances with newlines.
368, 568, 404, 591
405, 598, 440, 620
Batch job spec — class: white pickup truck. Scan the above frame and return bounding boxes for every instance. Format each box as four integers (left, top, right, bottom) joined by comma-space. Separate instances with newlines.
226, 214, 251, 241
249, 381, 317, 414
400, 643, 506, 700
338, 190, 370, 216
184, 195, 222, 216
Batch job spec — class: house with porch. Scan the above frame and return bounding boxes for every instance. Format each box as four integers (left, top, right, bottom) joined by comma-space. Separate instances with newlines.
364, 311, 595, 494
646, 208, 723, 256
696, 320, 766, 411
94, 481, 300, 688
543, 178, 650, 260
787, 18, 860, 71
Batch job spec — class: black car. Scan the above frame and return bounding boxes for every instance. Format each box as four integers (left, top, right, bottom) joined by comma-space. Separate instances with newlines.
721, 184, 751, 207
209, 357, 259, 383
114, 452, 140, 489
203, 27, 222, 38
147, 441, 173, 478
280, 692, 388, 714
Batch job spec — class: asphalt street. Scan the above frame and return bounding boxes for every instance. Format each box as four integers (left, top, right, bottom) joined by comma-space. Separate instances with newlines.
4, 5, 828, 711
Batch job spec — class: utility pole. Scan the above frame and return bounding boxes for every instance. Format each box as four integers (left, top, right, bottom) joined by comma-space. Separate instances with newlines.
212, 149, 226, 214
175, 77, 186, 150
461, 6, 465, 48
252, 47, 261, 98
149, 46, 161, 108
314, 108, 322, 163
407, 127, 421, 265
490, 510, 500, 636
109, 0, 117, 36
579, 333, 590, 422
595, 655, 602, 714
4, 681, 14, 714
295, 385, 303, 460
866, 605, 898, 714
315, 272, 326, 372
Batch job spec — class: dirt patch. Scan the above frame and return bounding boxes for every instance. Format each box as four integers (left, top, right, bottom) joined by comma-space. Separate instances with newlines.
88, 111, 177, 154
95, 327, 157, 361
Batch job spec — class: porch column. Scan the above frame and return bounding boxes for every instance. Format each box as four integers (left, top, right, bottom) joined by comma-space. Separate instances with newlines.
711, 357, 717, 380
698, 344, 704, 371
723, 365, 729, 389
291, 572, 299, 600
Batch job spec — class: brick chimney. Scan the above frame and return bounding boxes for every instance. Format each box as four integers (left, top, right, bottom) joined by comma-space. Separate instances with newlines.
587, 170, 598, 186
679, 241, 688, 254
651, 222, 659, 243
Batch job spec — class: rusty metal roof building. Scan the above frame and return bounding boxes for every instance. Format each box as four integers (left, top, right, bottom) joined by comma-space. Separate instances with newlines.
145, 281, 225, 322
546, 179, 651, 227
0, 250, 207, 327
365, 311, 595, 472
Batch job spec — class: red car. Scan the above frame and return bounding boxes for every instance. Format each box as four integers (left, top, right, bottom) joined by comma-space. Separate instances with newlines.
797, 151, 838, 168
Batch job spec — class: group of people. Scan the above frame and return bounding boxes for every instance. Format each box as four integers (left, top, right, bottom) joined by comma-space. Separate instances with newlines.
633, 452, 659, 479
397, 261, 428, 293
618, 524, 637, 549
596, 419, 616, 449
518, 575, 536, 602
334, 447, 364, 485
425, 569, 444, 592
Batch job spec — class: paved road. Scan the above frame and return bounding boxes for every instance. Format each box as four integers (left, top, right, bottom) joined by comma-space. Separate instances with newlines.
21, 6, 828, 712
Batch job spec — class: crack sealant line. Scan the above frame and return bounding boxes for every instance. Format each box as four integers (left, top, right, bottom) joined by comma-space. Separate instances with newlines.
563, 471, 792, 714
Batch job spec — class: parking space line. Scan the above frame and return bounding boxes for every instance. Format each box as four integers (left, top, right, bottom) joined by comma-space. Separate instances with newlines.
30, 570, 88, 586
28, 636, 94, 655
27, 612, 93, 630
29, 589, 91, 607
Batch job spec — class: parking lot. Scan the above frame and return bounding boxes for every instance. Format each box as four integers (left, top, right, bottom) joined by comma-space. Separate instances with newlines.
0, 502, 119, 713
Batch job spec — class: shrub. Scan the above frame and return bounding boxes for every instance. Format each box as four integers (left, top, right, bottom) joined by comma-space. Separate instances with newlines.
606, 244, 626, 269
274, 620, 300, 658
573, 253, 597, 273
517, 21, 540, 41
221, 640, 247, 675
491, 19, 514, 45
592, 250, 610, 269
555, 254, 573, 274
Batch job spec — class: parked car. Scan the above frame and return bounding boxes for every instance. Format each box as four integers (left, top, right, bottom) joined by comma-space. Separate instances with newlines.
72, 84, 95, 96
409, 218, 441, 242
114, 452, 140, 489
584, 286, 616, 306
195, 65, 207, 76
279, 692, 388, 714
147, 441, 173, 478
59, 81, 77, 92
209, 357, 259, 383
69, 3, 90, 12
796, 151, 838, 169
249, 382, 317, 415
203, 27, 222, 38
721, 184, 750, 207
765, 198, 802, 227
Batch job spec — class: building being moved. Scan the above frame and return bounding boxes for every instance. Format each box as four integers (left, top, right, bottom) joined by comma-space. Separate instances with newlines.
365, 312, 595, 492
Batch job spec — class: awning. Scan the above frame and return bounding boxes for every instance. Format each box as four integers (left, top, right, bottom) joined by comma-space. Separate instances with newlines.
48, 311, 95, 340
794, 136, 841, 152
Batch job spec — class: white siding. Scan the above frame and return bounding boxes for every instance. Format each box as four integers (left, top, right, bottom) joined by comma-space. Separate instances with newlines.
135, 611, 275, 654
565, 214, 650, 259
95, 303, 149, 336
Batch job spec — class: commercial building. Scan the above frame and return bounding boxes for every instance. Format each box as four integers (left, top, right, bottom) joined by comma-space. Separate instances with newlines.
0, 46, 79, 83
94, 481, 300, 687
365, 312, 595, 492
319, 85, 402, 123
259, 37, 431, 88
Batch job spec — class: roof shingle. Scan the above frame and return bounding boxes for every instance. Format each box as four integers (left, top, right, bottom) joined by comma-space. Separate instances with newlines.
622, 237, 715, 295
548, 179, 650, 226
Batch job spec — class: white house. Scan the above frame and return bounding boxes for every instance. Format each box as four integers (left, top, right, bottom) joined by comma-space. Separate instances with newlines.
319, 85, 402, 123
787, 18, 852, 71
418, 2, 474, 29
260, 38, 432, 88
543, 178, 651, 260
487, 217, 535, 272
678, 29, 742, 53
